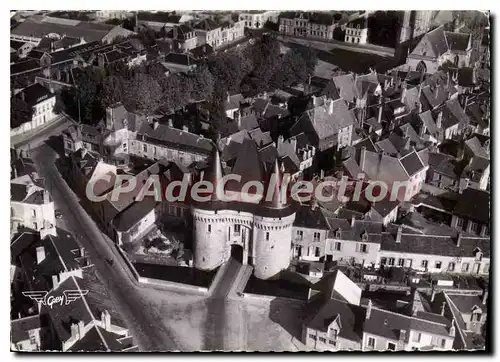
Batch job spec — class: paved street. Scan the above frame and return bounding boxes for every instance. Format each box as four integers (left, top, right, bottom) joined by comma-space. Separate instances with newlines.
30, 143, 205, 351
11, 114, 75, 151
27, 140, 306, 351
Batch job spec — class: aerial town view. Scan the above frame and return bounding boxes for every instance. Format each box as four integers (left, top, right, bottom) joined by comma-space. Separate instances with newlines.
10, 9, 490, 352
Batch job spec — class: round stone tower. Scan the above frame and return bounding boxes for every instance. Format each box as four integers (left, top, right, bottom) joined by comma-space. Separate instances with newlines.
192, 146, 227, 270
253, 160, 296, 279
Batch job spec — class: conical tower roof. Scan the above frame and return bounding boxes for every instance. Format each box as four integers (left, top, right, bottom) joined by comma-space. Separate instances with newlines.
260, 159, 289, 210
203, 146, 225, 202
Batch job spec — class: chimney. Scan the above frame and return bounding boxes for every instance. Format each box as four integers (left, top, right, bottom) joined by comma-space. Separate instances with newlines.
52, 274, 59, 289
328, 99, 334, 115
227, 91, 231, 103
78, 321, 85, 339
482, 289, 488, 305
43, 189, 50, 204
456, 232, 462, 247
182, 125, 189, 132
435, 86, 440, 100
418, 101, 423, 114
396, 225, 402, 243
290, 138, 297, 152
420, 123, 427, 137
360, 147, 366, 171
36, 246, 46, 264
70, 323, 79, 339
366, 299, 372, 319
436, 111, 442, 129
458, 178, 469, 194
401, 82, 407, 103
101, 311, 111, 330
20, 90, 25, 102
311, 199, 318, 210
377, 96, 383, 123
173, 25, 179, 39
431, 288, 436, 302
152, 118, 159, 130
447, 71, 450, 88
168, 119, 173, 127
351, 215, 355, 227
277, 135, 284, 147
449, 319, 456, 338
440, 302, 446, 316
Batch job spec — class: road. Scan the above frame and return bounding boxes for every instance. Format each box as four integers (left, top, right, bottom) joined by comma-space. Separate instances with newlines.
11, 114, 75, 151
278, 34, 395, 57
31, 143, 193, 351
28, 141, 305, 351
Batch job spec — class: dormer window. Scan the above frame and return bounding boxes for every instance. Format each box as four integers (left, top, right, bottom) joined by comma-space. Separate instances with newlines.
361, 231, 368, 241
335, 228, 342, 238
474, 248, 483, 261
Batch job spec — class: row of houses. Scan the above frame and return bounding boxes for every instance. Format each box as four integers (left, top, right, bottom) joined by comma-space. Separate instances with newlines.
302, 269, 488, 351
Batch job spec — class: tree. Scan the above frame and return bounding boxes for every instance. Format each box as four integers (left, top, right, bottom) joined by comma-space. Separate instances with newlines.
105, 18, 122, 26
101, 75, 125, 109
73, 67, 105, 124
124, 72, 162, 119
263, 20, 279, 31
367, 11, 403, 48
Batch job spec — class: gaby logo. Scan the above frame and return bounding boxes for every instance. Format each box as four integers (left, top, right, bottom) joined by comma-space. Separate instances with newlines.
22, 290, 89, 309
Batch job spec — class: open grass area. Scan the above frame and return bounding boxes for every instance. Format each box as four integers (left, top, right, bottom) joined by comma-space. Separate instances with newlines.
325, 48, 399, 73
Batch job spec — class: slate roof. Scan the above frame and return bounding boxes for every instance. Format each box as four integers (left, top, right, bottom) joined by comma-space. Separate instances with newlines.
445, 32, 470, 52
112, 196, 158, 232
294, 205, 329, 230
301, 98, 356, 140
428, 152, 460, 179
138, 11, 181, 24
372, 199, 399, 218
163, 52, 197, 66
364, 308, 411, 342
415, 311, 452, 327
326, 219, 383, 243
224, 93, 244, 111
457, 67, 475, 87
411, 26, 448, 59
447, 294, 488, 314
410, 317, 450, 337
11, 315, 41, 343
11, 19, 114, 42
305, 298, 366, 342
465, 136, 489, 159
418, 110, 438, 135
453, 188, 490, 224
18, 83, 54, 107
332, 74, 356, 103
137, 121, 213, 156
380, 232, 490, 258
400, 150, 426, 177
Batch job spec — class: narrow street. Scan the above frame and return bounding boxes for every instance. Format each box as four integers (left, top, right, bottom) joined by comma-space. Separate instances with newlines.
30, 143, 193, 351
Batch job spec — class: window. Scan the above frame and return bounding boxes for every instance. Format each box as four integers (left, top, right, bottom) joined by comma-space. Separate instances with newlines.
33, 222, 38, 230
483, 263, 489, 273
309, 334, 317, 340
328, 340, 336, 346
475, 252, 483, 262
266, 232, 269, 241
359, 243, 368, 253
387, 342, 396, 351
32, 209, 36, 217
380, 257, 387, 265
448, 262, 455, 272
462, 263, 469, 272
412, 332, 421, 342
346, 36, 350, 42
153, 147, 157, 155
313, 232, 320, 242
315, 247, 320, 257
388, 257, 395, 266
421, 260, 428, 268
440, 339, 446, 348
472, 313, 482, 322
208, 224, 211, 233
297, 230, 303, 240
334, 242, 341, 251
319, 337, 326, 343
398, 258, 404, 267
456, 217, 463, 228
435, 261, 442, 269
367, 337, 375, 348
471, 222, 480, 233
143, 144, 147, 152
234, 224, 241, 235
29, 334, 36, 345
